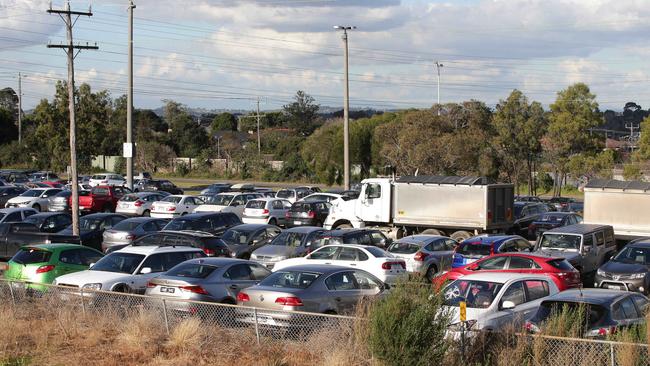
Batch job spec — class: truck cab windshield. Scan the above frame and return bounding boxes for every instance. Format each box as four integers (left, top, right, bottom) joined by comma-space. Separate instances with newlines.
539, 234, 581, 251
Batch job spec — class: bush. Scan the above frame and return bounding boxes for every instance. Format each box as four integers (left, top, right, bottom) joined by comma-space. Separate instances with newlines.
113, 157, 126, 175
368, 282, 451, 366
176, 161, 190, 176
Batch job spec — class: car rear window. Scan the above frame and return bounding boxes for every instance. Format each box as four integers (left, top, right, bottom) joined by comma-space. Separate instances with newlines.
276, 190, 295, 199
91, 175, 107, 180
291, 202, 312, 212
366, 247, 391, 258
260, 271, 320, 289
547, 258, 574, 270
540, 214, 564, 222
533, 301, 606, 329
92, 187, 109, 196
165, 263, 219, 279
246, 200, 266, 209
121, 194, 139, 202
12, 248, 52, 264
456, 243, 491, 256
112, 220, 142, 231
164, 219, 211, 232
388, 242, 420, 254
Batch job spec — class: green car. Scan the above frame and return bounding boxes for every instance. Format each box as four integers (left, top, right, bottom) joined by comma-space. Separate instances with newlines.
3, 244, 104, 291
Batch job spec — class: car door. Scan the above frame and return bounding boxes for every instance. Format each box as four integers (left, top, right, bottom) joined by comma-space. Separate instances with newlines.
594, 230, 608, 265
490, 280, 528, 329
41, 216, 58, 233
506, 256, 540, 274
613, 296, 644, 330
324, 271, 361, 314
57, 248, 92, 276
582, 234, 599, 272
223, 263, 257, 299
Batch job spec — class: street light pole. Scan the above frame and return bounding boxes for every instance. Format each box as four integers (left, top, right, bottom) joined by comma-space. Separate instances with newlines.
126, 0, 135, 190
435, 61, 443, 116
334, 25, 355, 190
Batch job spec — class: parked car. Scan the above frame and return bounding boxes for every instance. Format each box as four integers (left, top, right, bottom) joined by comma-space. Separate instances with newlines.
273, 244, 406, 284
275, 188, 312, 204
0, 207, 38, 224
128, 231, 232, 257
242, 198, 292, 226
199, 183, 232, 196
162, 212, 241, 236
146, 258, 272, 308
237, 265, 388, 320
101, 217, 168, 253
150, 195, 203, 218
452, 235, 532, 268
220, 224, 282, 259
515, 195, 543, 203
595, 239, 650, 294
547, 197, 576, 211
116, 192, 168, 217
22, 212, 72, 233
528, 212, 583, 239
0, 222, 69, 260
300, 193, 347, 204
561, 201, 584, 215
251, 226, 326, 269
297, 186, 322, 194
76, 185, 130, 214
285, 200, 331, 228
535, 224, 616, 285
437, 253, 581, 291
53, 244, 205, 294
47, 190, 72, 213
28, 171, 60, 183
193, 192, 263, 218
0, 186, 26, 207
57, 213, 127, 251
443, 273, 560, 333
314, 228, 392, 248
5, 188, 62, 212
135, 179, 184, 195
509, 202, 551, 239
526, 289, 649, 338
387, 235, 456, 281
3, 244, 104, 291
89, 173, 126, 187
254, 188, 276, 198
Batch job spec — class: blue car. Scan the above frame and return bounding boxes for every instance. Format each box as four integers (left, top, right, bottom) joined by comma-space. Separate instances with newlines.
451, 235, 533, 268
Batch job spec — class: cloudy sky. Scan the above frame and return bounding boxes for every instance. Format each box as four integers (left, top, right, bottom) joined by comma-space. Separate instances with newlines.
1, 0, 649, 112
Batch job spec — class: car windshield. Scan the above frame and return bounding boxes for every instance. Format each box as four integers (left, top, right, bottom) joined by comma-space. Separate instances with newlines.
164, 219, 211, 232
21, 190, 43, 198
276, 190, 295, 199
23, 216, 46, 226
78, 217, 104, 231
165, 263, 219, 279
112, 220, 142, 231
291, 202, 313, 212
11, 248, 52, 265
260, 271, 320, 289
539, 234, 581, 250
443, 279, 504, 309
388, 242, 421, 254
540, 214, 564, 222
121, 194, 139, 202
246, 200, 267, 209
366, 247, 391, 258
90, 252, 145, 274
456, 242, 491, 257
204, 195, 233, 206
162, 196, 182, 204
221, 228, 254, 244
613, 246, 650, 265
270, 231, 306, 247
533, 301, 606, 329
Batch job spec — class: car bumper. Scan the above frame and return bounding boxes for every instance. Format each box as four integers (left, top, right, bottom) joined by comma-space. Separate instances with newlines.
150, 212, 179, 218
48, 204, 69, 212
242, 216, 270, 225
595, 275, 647, 294
116, 207, 143, 216
285, 218, 318, 227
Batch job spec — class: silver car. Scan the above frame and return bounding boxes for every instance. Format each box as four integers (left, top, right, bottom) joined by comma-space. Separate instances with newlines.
101, 217, 168, 253
116, 192, 168, 217
387, 235, 457, 281
146, 258, 272, 312
242, 198, 292, 226
237, 264, 387, 326
251, 226, 326, 269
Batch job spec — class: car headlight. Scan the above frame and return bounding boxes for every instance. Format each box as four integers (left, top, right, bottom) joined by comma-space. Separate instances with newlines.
597, 268, 605, 276
82, 283, 102, 291
630, 273, 646, 280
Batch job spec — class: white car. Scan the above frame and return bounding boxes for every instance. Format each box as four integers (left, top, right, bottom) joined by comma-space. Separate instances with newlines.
116, 192, 168, 217
442, 272, 560, 333
300, 193, 345, 204
150, 195, 203, 218
53, 245, 205, 294
242, 198, 291, 226
194, 192, 262, 218
275, 188, 311, 204
89, 173, 126, 187
272, 244, 407, 285
5, 188, 62, 211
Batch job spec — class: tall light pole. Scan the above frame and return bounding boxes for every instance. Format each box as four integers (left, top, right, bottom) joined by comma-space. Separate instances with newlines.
126, 0, 135, 190
334, 25, 355, 190
435, 61, 443, 116
17, 72, 22, 144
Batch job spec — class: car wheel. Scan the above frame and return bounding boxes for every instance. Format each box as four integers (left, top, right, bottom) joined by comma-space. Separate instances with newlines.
32, 203, 41, 212
142, 210, 150, 217
103, 205, 112, 213
334, 223, 352, 229
426, 265, 438, 282
181, 212, 187, 216
268, 218, 277, 226
451, 230, 472, 242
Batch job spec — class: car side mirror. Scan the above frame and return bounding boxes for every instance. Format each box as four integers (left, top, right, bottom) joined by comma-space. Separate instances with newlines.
140, 267, 152, 274
501, 300, 516, 310
89, 263, 95, 268
583, 246, 592, 254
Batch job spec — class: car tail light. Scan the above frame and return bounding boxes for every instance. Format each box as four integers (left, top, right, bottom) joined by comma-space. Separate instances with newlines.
285, 212, 291, 218
125, 234, 135, 240
36, 265, 55, 274
134, 200, 144, 207
414, 251, 428, 261
275, 296, 303, 306
262, 209, 269, 215
203, 248, 216, 257
179, 285, 209, 295
237, 292, 250, 302
307, 211, 315, 218
146, 281, 156, 288
382, 261, 405, 270
167, 206, 176, 211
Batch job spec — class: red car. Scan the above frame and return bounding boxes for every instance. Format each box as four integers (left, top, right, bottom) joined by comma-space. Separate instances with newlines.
70, 185, 129, 214
434, 253, 581, 291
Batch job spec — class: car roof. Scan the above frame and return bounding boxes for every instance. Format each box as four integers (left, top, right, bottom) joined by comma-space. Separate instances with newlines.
159, 230, 215, 238
461, 235, 521, 246
228, 223, 273, 230
116, 245, 203, 255
396, 235, 447, 243
21, 243, 93, 251
545, 224, 612, 235
542, 289, 635, 305
458, 272, 552, 283
0, 207, 36, 213
24, 212, 66, 219
284, 226, 324, 233
293, 200, 328, 205
489, 252, 563, 261
120, 217, 162, 223
274, 264, 356, 274
322, 228, 372, 236
626, 239, 650, 248
82, 213, 125, 219
316, 244, 376, 251
174, 212, 235, 220
176, 257, 250, 266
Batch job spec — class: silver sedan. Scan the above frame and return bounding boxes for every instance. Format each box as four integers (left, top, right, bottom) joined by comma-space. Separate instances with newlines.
387, 235, 456, 281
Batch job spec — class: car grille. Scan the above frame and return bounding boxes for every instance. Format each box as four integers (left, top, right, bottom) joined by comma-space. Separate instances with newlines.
255, 255, 274, 261
600, 272, 644, 281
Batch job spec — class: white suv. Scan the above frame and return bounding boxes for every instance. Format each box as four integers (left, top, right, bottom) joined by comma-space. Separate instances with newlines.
89, 173, 126, 187
5, 188, 62, 211
53, 245, 205, 294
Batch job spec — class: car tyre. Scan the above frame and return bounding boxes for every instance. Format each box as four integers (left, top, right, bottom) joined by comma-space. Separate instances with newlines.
451, 230, 472, 242
268, 218, 277, 226
426, 265, 438, 282
103, 205, 112, 213
32, 203, 41, 212
142, 209, 150, 217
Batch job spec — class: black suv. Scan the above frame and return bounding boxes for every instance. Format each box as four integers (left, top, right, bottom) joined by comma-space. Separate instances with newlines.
122, 230, 232, 257
285, 200, 331, 228
314, 228, 392, 248
136, 179, 184, 195
509, 202, 551, 239
162, 212, 241, 236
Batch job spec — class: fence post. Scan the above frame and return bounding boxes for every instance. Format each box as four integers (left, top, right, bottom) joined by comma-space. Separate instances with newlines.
80, 288, 86, 316
253, 308, 260, 345
610, 343, 615, 366
162, 299, 170, 336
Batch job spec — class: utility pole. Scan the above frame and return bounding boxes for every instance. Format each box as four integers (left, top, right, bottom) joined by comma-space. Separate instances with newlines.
256, 97, 261, 155
435, 61, 444, 116
47, 1, 98, 237
334, 25, 355, 190
17, 72, 22, 144
126, 0, 135, 190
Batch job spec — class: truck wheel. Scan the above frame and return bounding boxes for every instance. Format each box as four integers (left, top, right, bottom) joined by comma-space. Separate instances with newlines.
451, 230, 472, 242
421, 229, 443, 236
334, 223, 352, 229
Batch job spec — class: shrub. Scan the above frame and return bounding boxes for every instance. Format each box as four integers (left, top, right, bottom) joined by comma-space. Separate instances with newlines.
176, 161, 190, 176
367, 282, 451, 366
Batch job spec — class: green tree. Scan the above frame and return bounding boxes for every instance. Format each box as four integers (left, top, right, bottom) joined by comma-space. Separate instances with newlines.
623, 163, 643, 181
210, 112, 237, 133
283, 90, 320, 135
165, 101, 209, 158
635, 115, 650, 160
0, 108, 17, 144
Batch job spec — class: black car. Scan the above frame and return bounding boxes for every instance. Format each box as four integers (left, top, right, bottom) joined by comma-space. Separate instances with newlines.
527, 289, 648, 338
113, 230, 232, 257
136, 179, 184, 195
162, 212, 242, 236
547, 197, 576, 211
200, 183, 232, 195
285, 200, 331, 227
515, 195, 543, 203
595, 240, 650, 294
527, 212, 583, 239
57, 213, 127, 251
509, 202, 551, 239
22, 212, 72, 233
314, 228, 392, 248
220, 223, 282, 259
0, 186, 26, 207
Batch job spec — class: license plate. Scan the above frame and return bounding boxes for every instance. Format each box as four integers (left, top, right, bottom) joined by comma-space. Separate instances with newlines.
606, 285, 623, 290
160, 287, 175, 293
257, 315, 275, 325
294, 221, 302, 225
